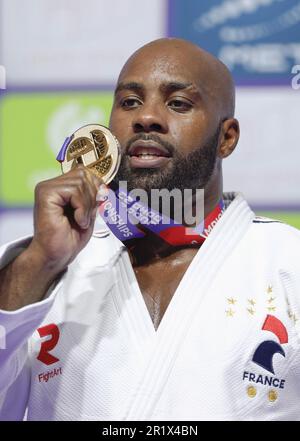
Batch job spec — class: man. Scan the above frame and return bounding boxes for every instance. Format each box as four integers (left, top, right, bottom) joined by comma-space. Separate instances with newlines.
0, 38, 300, 421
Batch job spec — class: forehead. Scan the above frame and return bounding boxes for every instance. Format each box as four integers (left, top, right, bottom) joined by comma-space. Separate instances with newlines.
117, 45, 205, 88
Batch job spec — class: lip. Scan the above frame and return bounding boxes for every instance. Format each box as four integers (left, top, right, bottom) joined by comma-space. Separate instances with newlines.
128, 140, 171, 157
129, 155, 171, 168
127, 139, 172, 168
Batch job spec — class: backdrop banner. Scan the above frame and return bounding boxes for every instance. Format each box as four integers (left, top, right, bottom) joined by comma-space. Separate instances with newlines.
168, 0, 300, 85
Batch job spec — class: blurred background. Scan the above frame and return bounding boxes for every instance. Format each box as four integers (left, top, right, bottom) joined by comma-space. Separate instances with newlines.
0, 0, 299, 245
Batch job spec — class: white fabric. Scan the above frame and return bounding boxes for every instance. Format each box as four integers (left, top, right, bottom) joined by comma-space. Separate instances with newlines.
0, 193, 300, 421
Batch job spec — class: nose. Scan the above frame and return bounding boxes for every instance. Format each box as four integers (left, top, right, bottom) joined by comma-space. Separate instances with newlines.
132, 101, 168, 134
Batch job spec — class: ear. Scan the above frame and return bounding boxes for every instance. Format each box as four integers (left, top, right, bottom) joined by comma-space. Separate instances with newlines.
218, 118, 240, 158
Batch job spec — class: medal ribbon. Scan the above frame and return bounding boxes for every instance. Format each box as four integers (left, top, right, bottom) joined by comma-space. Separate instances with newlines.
98, 185, 225, 246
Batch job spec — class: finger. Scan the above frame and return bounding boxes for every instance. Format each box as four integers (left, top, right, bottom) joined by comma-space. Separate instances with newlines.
72, 195, 91, 229
79, 176, 98, 224
82, 167, 103, 193
66, 168, 102, 226
96, 184, 110, 202
76, 170, 104, 226
58, 185, 93, 230
36, 168, 104, 230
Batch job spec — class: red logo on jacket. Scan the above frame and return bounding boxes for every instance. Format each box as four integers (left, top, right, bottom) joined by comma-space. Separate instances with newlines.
37, 323, 60, 365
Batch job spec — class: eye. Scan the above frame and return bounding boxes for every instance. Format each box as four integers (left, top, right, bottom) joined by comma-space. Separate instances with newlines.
168, 98, 193, 112
120, 97, 142, 109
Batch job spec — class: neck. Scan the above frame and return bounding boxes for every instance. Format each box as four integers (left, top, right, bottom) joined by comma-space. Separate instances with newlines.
128, 233, 200, 267
198, 158, 222, 216
203, 168, 223, 218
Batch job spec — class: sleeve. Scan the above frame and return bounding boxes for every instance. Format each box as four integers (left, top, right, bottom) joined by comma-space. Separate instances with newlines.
0, 237, 63, 420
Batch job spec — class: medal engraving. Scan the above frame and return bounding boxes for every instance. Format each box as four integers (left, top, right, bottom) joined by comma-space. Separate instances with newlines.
57, 124, 121, 184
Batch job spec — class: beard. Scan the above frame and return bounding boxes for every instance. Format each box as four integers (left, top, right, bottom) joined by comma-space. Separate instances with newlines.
112, 125, 220, 195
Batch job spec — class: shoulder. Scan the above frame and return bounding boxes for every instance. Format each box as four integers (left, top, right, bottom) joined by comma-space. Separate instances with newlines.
249, 215, 300, 261
251, 215, 300, 237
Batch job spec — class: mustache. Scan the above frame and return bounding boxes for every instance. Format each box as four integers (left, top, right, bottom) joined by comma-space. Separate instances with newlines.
124, 134, 175, 156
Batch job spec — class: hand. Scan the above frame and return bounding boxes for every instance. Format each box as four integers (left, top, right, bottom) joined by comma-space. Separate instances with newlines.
28, 166, 102, 274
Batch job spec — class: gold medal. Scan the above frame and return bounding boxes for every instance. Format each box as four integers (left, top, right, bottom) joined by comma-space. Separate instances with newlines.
57, 124, 121, 184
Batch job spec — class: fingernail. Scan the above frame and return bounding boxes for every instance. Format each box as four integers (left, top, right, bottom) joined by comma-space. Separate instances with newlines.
96, 184, 109, 202
81, 215, 90, 229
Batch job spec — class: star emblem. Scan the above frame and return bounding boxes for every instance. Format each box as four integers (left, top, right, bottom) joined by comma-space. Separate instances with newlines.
225, 309, 235, 317
288, 311, 298, 323
267, 285, 273, 294
267, 306, 276, 312
268, 297, 275, 303
227, 298, 237, 305
293, 314, 298, 324
247, 308, 255, 315
248, 299, 256, 306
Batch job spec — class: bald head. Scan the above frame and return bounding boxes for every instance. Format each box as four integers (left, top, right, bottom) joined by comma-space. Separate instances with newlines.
110, 37, 240, 198
118, 38, 235, 120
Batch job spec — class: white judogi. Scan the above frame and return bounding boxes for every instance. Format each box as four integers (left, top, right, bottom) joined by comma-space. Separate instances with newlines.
0, 192, 300, 421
